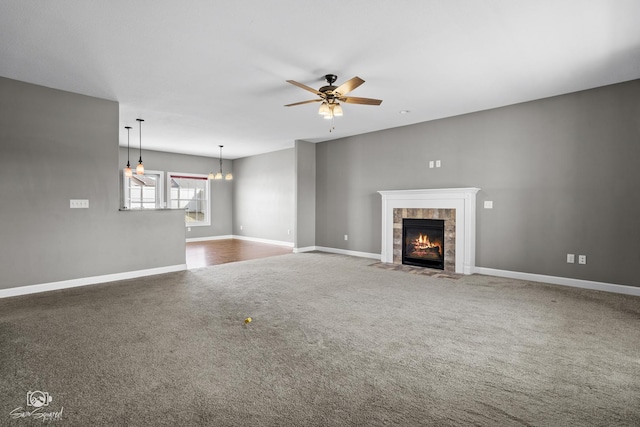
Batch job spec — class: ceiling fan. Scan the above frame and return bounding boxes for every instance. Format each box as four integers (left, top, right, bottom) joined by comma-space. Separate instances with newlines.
285, 74, 382, 119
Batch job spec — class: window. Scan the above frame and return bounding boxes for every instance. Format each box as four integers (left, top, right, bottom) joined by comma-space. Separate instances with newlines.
168, 172, 210, 226
123, 170, 164, 209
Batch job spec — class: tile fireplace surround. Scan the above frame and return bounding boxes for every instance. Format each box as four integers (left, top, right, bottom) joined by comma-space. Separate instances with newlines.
378, 188, 480, 274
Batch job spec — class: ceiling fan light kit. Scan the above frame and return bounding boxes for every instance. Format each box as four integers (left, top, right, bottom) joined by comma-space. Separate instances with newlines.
285, 74, 382, 125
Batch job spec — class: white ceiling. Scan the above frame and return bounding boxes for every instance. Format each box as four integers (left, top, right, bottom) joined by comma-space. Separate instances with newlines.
2, 1, 639, 160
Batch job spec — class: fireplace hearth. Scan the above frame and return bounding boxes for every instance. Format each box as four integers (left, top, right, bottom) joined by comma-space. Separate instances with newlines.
402, 218, 445, 269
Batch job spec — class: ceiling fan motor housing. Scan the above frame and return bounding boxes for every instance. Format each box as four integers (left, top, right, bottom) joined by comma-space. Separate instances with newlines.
320, 74, 339, 97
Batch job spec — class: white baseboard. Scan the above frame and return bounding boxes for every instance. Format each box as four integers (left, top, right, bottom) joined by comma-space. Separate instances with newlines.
474, 267, 640, 297
313, 246, 382, 260
186, 235, 233, 243
5, 251, 636, 300
232, 235, 294, 248
293, 246, 317, 253
0, 264, 187, 299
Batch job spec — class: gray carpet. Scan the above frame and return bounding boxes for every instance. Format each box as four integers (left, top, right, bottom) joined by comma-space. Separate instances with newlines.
1, 252, 639, 426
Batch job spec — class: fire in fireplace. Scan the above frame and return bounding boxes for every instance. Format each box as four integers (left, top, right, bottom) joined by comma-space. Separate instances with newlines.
402, 218, 445, 269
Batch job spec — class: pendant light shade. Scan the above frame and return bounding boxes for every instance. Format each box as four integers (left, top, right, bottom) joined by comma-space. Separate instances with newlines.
136, 118, 144, 175
209, 145, 232, 181
318, 102, 331, 116
124, 126, 133, 177
332, 103, 343, 117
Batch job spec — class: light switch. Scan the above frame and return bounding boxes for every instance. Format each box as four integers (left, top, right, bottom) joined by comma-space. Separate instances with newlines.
435, 160, 441, 168
429, 161, 434, 168
484, 201, 493, 209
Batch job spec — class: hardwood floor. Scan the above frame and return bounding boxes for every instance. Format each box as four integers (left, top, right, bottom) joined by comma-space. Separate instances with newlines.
186, 239, 292, 269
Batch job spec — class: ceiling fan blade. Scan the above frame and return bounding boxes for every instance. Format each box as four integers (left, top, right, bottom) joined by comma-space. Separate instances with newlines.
286, 80, 322, 96
334, 76, 365, 96
284, 99, 323, 107
341, 96, 383, 106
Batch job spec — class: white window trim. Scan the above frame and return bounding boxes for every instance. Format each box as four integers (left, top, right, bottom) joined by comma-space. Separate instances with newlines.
167, 171, 211, 227
122, 169, 165, 210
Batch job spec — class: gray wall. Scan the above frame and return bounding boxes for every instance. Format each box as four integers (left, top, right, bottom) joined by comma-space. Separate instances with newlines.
0, 77, 186, 290
118, 148, 233, 239
294, 140, 316, 249
4, 76, 637, 290
233, 148, 295, 243
316, 79, 640, 287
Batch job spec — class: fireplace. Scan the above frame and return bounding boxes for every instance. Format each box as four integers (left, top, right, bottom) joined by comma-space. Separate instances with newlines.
402, 218, 445, 269
379, 188, 480, 274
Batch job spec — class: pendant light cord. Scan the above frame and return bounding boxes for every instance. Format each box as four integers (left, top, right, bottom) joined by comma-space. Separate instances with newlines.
125, 126, 131, 167
219, 145, 223, 174
137, 119, 144, 164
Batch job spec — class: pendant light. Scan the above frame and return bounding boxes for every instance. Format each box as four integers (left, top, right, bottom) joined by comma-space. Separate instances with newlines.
136, 118, 145, 175
124, 126, 133, 177
209, 145, 232, 180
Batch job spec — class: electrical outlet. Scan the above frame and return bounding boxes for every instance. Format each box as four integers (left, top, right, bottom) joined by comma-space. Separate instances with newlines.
435, 160, 441, 168
429, 161, 434, 168
70, 199, 89, 208
578, 255, 587, 265
567, 254, 575, 264
287, 229, 291, 235
344, 234, 348, 241
240, 225, 243, 230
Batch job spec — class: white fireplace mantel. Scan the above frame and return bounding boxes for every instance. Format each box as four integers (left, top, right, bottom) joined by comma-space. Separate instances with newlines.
378, 188, 480, 274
